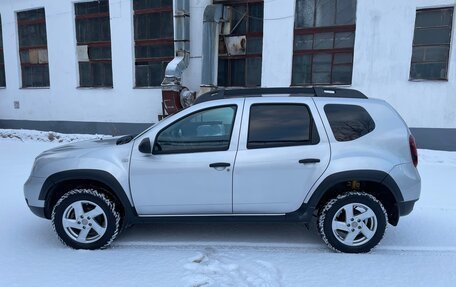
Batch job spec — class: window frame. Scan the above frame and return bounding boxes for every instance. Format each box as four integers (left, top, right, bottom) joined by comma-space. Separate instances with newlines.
216, 0, 264, 87
17, 8, 50, 88
153, 105, 238, 155
247, 103, 320, 150
292, 0, 357, 86
409, 7, 454, 81
133, 0, 174, 88
74, 1, 113, 88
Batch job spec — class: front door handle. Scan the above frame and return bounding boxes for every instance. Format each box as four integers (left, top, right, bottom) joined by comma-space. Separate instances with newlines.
209, 162, 231, 168
299, 158, 321, 164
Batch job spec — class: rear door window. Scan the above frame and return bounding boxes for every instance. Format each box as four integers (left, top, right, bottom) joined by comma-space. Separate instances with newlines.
324, 104, 375, 141
247, 104, 319, 149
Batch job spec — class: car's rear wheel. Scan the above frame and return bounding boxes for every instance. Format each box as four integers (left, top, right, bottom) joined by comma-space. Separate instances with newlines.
52, 189, 120, 249
318, 192, 387, 253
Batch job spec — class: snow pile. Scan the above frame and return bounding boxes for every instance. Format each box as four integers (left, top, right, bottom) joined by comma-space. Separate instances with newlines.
0, 128, 110, 143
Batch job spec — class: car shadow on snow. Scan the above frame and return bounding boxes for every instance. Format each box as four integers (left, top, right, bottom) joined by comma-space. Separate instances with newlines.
115, 222, 323, 248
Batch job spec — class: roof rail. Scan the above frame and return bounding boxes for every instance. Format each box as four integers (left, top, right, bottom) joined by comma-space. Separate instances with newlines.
194, 87, 367, 105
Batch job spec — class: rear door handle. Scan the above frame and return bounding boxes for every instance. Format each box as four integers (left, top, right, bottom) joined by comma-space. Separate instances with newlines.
209, 162, 231, 168
299, 158, 321, 164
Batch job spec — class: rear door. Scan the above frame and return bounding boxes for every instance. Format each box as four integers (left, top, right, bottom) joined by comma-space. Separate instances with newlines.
233, 97, 330, 214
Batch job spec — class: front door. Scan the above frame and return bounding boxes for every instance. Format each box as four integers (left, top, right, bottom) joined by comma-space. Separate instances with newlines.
130, 102, 243, 215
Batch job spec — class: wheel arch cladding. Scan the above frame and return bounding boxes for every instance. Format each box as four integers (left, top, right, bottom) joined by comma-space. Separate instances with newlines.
307, 170, 403, 226
39, 170, 137, 221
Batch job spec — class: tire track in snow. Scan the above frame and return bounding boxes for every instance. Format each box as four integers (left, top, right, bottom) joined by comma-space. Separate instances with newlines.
113, 241, 456, 254
182, 247, 282, 287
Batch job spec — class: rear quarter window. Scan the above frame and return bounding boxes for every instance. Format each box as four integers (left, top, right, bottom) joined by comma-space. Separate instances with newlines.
324, 104, 375, 142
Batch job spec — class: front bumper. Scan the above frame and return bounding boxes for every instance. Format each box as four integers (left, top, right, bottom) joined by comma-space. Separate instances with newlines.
24, 176, 47, 219
398, 199, 418, 217
25, 198, 46, 218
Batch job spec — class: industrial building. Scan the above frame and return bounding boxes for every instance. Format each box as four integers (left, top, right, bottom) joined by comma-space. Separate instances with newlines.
0, 0, 455, 150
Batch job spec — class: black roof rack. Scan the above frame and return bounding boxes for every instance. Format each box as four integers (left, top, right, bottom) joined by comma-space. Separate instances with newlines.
194, 87, 367, 105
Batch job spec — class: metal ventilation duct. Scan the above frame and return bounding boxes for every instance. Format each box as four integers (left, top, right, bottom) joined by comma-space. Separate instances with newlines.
201, 4, 224, 90
161, 0, 190, 90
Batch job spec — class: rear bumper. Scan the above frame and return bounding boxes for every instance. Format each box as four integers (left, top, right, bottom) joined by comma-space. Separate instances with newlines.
388, 163, 421, 202
398, 199, 417, 217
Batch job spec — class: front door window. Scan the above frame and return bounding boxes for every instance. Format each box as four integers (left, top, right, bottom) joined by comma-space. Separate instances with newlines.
154, 106, 237, 154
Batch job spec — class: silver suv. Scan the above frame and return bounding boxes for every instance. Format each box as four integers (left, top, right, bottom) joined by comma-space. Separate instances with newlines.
24, 87, 421, 253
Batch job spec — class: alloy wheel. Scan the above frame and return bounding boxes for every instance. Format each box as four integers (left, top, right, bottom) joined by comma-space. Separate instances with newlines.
62, 200, 108, 244
331, 203, 378, 246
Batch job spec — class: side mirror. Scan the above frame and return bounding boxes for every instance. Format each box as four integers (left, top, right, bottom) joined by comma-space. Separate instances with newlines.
138, 138, 152, 154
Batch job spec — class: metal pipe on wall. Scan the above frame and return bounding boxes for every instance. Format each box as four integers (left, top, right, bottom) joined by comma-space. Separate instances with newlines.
160, 0, 192, 117
162, 0, 190, 89
200, 4, 224, 94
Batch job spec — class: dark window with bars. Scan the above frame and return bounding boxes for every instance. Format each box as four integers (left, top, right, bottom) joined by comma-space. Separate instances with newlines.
216, 0, 264, 87
410, 8, 454, 81
75, 1, 113, 87
17, 8, 50, 88
292, 0, 356, 86
133, 0, 174, 87
0, 15, 5, 87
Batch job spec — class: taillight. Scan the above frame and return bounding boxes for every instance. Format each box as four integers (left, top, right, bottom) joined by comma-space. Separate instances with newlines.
409, 135, 418, 167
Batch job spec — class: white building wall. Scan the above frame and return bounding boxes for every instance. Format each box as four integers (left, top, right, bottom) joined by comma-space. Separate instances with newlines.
0, 0, 455, 129
0, 0, 163, 124
261, 0, 295, 87
352, 0, 456, 128
260, 0, 456, 129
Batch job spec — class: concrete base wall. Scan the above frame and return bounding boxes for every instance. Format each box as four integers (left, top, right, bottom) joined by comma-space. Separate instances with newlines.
410, 128, 456, 151
1, 120, 455, 151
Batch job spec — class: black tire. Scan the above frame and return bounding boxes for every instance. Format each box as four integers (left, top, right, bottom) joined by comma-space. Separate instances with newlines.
52, 189, 121, 250
318, 192, 387, 253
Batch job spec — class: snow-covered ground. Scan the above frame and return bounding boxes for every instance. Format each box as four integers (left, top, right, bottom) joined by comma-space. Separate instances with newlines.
0, 130, 455, 287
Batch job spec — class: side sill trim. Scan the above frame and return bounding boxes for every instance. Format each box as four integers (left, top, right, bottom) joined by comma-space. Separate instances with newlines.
138, 213, 286, 217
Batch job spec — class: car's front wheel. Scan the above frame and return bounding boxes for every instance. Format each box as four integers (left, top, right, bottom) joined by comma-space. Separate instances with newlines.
52, 189, 120, 249
318, 192, 388, 253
